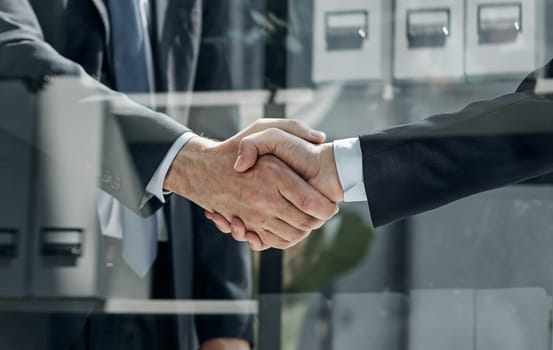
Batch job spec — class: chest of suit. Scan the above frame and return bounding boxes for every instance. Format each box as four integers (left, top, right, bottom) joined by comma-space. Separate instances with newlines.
29, 0, 200, 89
29, 0, 108, 80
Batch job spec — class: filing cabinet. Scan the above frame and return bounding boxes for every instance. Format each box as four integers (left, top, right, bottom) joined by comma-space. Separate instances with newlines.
465, 0, 544, 78
30, 77, 106, 298
408, 290, 474, 350
332, 293, 404, 350
408, 289, 550, 350
0, 82, 35, 297
394, 0, 465, 80
312, 0, 392, 82
407, 185, 553, 292
475, 288, 549, 350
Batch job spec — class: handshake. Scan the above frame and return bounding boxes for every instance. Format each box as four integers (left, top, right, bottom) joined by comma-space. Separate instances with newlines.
163, 119, 345, 251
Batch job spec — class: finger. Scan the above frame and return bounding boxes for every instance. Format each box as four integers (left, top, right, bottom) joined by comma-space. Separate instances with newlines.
205, 211, 231, 233
230, 217, 247, 241
234, 129, 281, 172
278, 173, 339, 221
266, 119, 326, 144
243, 119, 326, 144
224, 218, 267, 250
235, 128, 316, 173
255, 227, 296, 250
262, 218, 311, 244
245, 232, 266, 251
266, 204, 323, 237
264, 219, 310, 248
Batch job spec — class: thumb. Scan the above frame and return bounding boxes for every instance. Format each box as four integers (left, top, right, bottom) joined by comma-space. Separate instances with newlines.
238, 119, 326, 144
234, 129, 279, 172
234, 128, 316, 178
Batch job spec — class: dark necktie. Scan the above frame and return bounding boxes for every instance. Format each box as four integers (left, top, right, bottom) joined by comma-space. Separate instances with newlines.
106, 0, 155, 93
105, 0, 158, 277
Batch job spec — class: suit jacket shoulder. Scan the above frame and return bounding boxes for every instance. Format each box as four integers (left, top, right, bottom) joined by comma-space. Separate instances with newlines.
0, 0, 190, 216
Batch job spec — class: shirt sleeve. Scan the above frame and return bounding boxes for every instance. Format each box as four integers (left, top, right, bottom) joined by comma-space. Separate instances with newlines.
333, 137, 367, 202
142, 132, 198, 206
333, 137, 376, 227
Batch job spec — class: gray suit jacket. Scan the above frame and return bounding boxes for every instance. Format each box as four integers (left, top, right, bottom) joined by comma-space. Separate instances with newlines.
360, 63, 553, 227
0, 0, 192, 216
0, 0, 254, 348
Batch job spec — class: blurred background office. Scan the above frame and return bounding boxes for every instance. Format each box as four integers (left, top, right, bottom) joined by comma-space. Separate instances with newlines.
1, 0, 553, 349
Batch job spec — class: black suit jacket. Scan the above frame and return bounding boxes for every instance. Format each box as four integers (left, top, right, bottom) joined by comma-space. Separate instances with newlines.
361, 62, 553, 227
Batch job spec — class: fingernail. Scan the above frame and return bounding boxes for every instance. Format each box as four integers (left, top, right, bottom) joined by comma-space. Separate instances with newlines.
311, 130, 325, 139
234, 154, 244, 170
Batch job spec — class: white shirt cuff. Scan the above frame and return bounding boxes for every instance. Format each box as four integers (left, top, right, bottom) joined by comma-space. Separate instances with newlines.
333, 138, 376, 227
333, 137, 367, 202
142, 132, 198, 206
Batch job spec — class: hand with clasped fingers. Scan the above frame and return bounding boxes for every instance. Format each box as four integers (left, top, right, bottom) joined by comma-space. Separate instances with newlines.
163, 119, 340, 249
203, 127, 344, 250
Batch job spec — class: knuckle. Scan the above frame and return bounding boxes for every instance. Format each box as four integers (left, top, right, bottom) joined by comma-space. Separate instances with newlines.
299, 195, 314, 213
261, 228, 290, 248
325, 204, 340, 219
298, 217, 316, 231
313, 219, 325, 230
292, 230, 310, 243
240, 137, 252, 147
271, 128, 287, 141
231, 225, 242, 236
252, 119, 266, 128
288, 119, 301, 129
263, 128, 280, 140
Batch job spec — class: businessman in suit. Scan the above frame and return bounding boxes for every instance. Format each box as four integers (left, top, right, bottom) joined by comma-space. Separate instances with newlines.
207, 60, 553, 250
0, 0, 338, 250
0, 0, 339, 349
49, 0, 252, 349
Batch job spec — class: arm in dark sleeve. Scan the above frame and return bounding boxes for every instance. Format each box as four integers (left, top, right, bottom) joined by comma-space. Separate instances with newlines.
0, 0, 190, 216
361, 77, 553, 227
191, 204, 254, 345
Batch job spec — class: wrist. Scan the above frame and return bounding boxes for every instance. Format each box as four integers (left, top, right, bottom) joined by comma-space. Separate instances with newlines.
163, 136, 220, 202
319, 142, 344, 202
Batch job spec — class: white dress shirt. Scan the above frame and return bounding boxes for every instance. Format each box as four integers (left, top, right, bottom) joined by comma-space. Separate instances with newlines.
333, 138, 367, 202
333, 137, 374, 226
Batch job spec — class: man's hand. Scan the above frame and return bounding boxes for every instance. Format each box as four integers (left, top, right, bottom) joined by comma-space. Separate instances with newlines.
236, 128, 343, 202
163, 120, 339, 249
201, 338, 250, 350
205, 128, 344, 250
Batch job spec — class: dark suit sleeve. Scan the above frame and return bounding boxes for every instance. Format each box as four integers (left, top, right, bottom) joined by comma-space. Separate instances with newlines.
360, 63, 553, 227
0, 0, 190, 216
